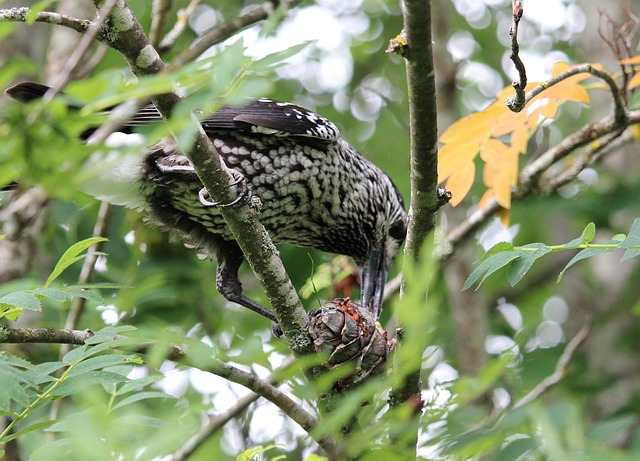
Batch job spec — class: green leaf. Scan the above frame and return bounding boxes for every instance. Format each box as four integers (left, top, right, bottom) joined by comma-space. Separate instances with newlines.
210, 38, 247, 101
493, 437, 537, 461
620, 218, 640, 262
111, 391, 172, 411
586, 414, 638, 442
463, 242, 518, 290
62, 289, 104, 302
116, 375, 163, 395
304, 455, 330, 461
84, 326, 136, 345
558, 242, 619, 282
507, 243, 552, 286
0, 24, 17, 44
253, 42, 311, 72
31, 288, 69, 302
0, 353, 39, 411
1, 420, 57, 443
67, 354, 142, 378
45, 237, 108, 288
0, 291, 41, 311
51, 371, 129, 397
561, 222, 596, 247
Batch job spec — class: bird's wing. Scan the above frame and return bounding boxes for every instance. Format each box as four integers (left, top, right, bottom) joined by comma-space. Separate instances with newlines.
201, 99, 340, 142
127, 99, 341, 143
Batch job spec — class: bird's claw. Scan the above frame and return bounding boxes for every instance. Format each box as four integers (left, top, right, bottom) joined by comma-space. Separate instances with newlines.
198, 171, 252, 207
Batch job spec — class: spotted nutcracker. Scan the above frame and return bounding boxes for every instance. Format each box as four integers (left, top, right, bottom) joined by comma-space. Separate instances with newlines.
5, 82, 407, 321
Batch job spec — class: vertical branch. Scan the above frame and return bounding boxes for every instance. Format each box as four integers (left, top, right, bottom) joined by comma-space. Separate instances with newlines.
387, 0, 440, 455
401, 1, 440, 259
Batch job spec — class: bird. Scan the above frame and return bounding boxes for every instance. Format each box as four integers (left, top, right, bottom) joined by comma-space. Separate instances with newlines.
5, 81, 407, 322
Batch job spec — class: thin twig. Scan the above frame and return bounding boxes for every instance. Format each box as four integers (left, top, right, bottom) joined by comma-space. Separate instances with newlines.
505, 3, 626, 123
157, 0, 201, 52
0, 7, 92, 34
513, 320, 591, 410
46, 0, 118, 98
508, 64, 627, 123
149, 0, 174, 47
506, 0, 526, 112
540, 129, 628, 193
171, 392, 260, 461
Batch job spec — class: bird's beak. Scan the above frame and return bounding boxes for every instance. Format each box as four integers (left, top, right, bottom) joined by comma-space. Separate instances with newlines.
360, 246, 387, 319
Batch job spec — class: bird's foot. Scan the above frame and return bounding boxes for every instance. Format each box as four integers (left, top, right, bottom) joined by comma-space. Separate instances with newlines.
198, 170, 252, 207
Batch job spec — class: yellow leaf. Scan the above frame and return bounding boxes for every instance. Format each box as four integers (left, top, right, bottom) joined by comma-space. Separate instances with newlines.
540, 98, 559, 119
437, 140, 479, 182
510, 126, 529, 155
439, 105, 502, 144
445, 161, 475, 207
619, 55, 640, 65
629, 73, 640, 90
482, 144, 518, 209
492, 109, 527, 137
479, 138, 510, 163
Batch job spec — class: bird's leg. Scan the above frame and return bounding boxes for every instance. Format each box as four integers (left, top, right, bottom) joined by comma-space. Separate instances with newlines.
215, 241, 278, 322
199, 170, 252, 207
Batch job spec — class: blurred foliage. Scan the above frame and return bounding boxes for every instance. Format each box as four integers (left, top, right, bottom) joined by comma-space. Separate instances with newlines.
0, 0, 640, 460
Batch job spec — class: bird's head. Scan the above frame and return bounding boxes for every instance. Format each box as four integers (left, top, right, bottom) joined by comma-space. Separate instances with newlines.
359, 182, 407, 318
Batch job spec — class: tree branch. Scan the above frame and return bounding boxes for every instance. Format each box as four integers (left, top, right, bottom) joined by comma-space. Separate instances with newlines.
385, 0, 440, 454
504, 2, 626, 123
190, 358, 337, 457
170, 392, 260, 461
0, 327, 93, 345
61, 202, 113, 338
0, 7, 92, 36
513, 320, 591, 410
507, 64, 628, 124
0, 327, 187, 361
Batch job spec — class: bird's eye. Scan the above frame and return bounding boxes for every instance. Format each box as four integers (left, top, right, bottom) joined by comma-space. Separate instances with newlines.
388, 220, 407, 241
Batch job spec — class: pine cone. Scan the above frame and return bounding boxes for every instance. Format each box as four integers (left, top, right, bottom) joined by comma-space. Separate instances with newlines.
308, 298, 389, 389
